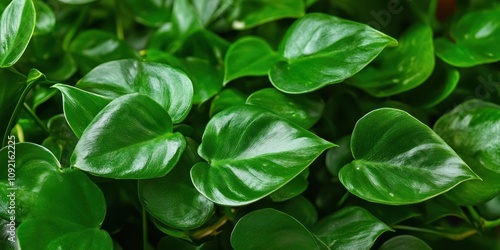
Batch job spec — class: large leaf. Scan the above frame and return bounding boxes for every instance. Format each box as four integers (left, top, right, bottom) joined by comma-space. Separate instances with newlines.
191, 105, 334, 206
0, 143, 112, 249
434, 99, 500, 205
246, 88, 324, 129
71, 94, 186, 179
52, 84, 112, 138
269, 13, 397, 94
224, 36, 281, 84
69, 30, 138, 74
312, 206, 393, 250
229, 0, 305, 30
138, 138, 215, 230
0, 0, 35, 67
339, 108, 479, 205
231, 208, 319, 250
77, 59, 193, 123
348, 24, 435, 97
434, 9, 500, 67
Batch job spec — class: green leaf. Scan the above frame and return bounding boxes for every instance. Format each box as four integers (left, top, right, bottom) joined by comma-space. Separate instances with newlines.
76, 59, 193, 123
0, 0, 36, 67
42, 114, 78, 167
379, 235, 432, 250
224, 36, 281, 84
191, 105, 334, 206
0, 143, 112, 249
348, 24, 435, 97
33, 0, 55, 35
209, 88, 247, 117
138, 138, 215, 230
69, 30, 138, 74
312, 206, 393, 250
268, 195, 318, 228
246, 88, 324, 129
339, 108, 479, 205
122, 0, 172, 26
269, 169, 309, 202
178, 57, 223, 104
434, 99, 500, 205
434, 9, 500, 67
229, 0, 305, 30
0, 69, 26, 145
52, 83, 112, 138
71, 94, 186, 179
56, 0, 97, 4
325, 135, 352, 177
231, 208, 319, 250
396, 59, 460, 108
269, 13, 397, 94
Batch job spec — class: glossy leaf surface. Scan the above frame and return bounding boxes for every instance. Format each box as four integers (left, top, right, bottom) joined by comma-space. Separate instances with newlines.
224, 36, 281, 84
312, 206, 392, 250
71, 94, 186, 179
348, 24, 434, 97
0, 143, 112, 249
379, 235, 432, 250
138, 138, 215, 230
246, 88, 324, 129
434, 9, 500, 67
270, 13, 397, 93
230, 0, 305, 30
52, 84, 112, 138
77, 59, 193, 123
231, 208, 318, 250
191, 105, 334, 206
339, 108, 478, 205
0, 0, 36, 67
33, 0, 55, 35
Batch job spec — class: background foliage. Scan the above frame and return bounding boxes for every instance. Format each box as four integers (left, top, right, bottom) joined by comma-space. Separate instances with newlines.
1, 0, 500, 249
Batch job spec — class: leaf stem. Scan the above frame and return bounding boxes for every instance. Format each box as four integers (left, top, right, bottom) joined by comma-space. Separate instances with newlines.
392, 225, 478, 240
191, 215, 229, 240
483, 217, 500, 229
337, 191, 350, 208
23, 103, 49, 133
466, 206, 483, 229
114, 0, 124, 40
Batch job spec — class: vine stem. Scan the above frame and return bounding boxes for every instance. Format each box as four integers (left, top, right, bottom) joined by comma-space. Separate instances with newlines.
483, 217, 500, 229
114, 0, 124, 40
23, 103, 49, 133
191, 215, 230, 240
392, 225, 478, 240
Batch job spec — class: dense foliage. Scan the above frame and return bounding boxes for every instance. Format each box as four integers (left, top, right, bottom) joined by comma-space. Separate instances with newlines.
1, 0, 500, 249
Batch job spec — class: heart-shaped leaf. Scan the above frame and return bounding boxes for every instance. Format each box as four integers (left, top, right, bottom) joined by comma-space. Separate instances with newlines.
246, 88, 324, 129
71, 93, 186, 179
138, 138, 215, 230
0, 143, 112, 249
231, 208, 319, 250
229, 0, 305, 30
312, 206, 393, 250
339, 108, 479, 205
224, 36, 282, 84
434, 9, 500, 67
0, 0, 35, 68
269, 13, 398, 94
77, 59, 193, 123
348, 24, 434, 97
191, 105, 334, 206
52, 83, 112, 138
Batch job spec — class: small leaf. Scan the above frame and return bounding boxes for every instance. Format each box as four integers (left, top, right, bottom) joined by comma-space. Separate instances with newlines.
246, 88, 324, 129
231, 208, 319, 250
224, 36, 281, 84
312, 206, 393, 250
52, 84, 112, 138
434, 9, 500, 67
348, 24, 435, 97
77, 59, 193, 123
0, 0, 36, 67
69, 30, 138, 74
191, 105, 334, 206
230, 0, 305, 30
138, 138, 215, 230
339, 108, 479, 205
71, 94, 186, 179
379, 235, 432, 250
270, 13, 397, 94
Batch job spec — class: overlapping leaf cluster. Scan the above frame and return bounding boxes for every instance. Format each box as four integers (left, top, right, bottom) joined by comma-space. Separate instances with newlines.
1, 0, 500, 249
